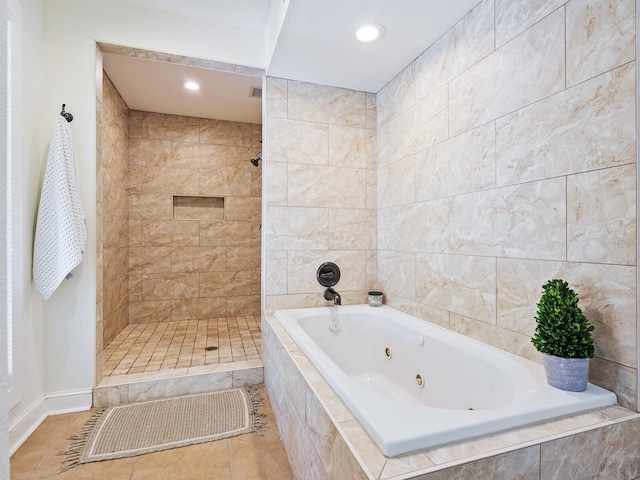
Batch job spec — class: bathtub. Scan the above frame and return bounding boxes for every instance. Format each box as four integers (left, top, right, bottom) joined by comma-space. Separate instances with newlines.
273, 305, 617, 457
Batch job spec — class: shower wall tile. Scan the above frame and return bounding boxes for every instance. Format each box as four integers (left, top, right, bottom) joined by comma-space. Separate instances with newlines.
449, 8, 565, 136
146, 124, 199, 143
377, 63, 415, 126
129, 138, 171, 166
450, 178, 566, 260
328, 126, 376, 169
416, 254, 497, 325
287, 164, 367, 209
225, 197, 262, 222
171, 142, 227, 169
494, 0, 565, 47
200, 271, 253, 297
567, 164, 636, 265
141, 273, 200, 300
127, 112, 262, 320
287, 80, 366, 128
566, 0, 635, 87
129, 300, 171, 323
199, 221, 252, 246
266, 117, 329, 165
128, 110, 142, 138
226, 245, 261, 271
142, 220, 200, 247
496, 62, 636, 186
266, 77, 288, 119
170, 297, 226, 321
129, 247, 172, 274
129, 193, 173, 220
171, 246, 226, 273
199, 119, 252, 147
416, 122, 496, 202
414, 0, 495, 100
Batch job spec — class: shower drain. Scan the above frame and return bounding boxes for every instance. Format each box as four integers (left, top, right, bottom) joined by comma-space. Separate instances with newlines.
204, 346, 218, 351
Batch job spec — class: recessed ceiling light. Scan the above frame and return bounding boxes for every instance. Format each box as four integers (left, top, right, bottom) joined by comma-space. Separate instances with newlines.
354, 23, 386, 43
183, 81, 200, 91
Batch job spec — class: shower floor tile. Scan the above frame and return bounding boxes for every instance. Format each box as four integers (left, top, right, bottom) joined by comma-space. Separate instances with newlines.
102, 316, 261, 377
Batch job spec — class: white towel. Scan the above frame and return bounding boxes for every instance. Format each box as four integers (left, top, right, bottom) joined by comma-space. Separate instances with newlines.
33, 116, 87, 300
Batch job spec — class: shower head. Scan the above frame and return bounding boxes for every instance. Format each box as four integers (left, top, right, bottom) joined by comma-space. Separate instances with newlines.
250, 152, 262, 167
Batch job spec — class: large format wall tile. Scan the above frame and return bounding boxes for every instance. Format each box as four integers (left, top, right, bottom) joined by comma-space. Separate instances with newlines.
378, 85, 448, 167
378, 155, 416, 209
387, 200, 450, 254
540, 419, 640, 479
265, 206, 329, 251
127, 112, 262, 321
327, 209, 377, 251
416, 122, 496, 201
378, 251, 416, 301
287, 164, 367, 209
328, 126, 376, 169
495, 0, 565, 47
496, 63, 636, 186
377, 63, 415, 126
566, 0, 635, 87
415, 0, 495, 100
567, 165, 636, 265
287, 80, 366, 128
497, 258, 637, 369
450, 178, 566, 260
416, 254, 497, 325
266, 77, 288, 119
449, 9, 565, 136
287, 250, 366, 294
267, 117, 329, 165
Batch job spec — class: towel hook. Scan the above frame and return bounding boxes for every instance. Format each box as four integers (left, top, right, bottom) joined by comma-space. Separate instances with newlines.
60, 104, 73, 123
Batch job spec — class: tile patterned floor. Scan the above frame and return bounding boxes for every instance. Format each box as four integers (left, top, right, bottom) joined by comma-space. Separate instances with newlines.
102, 317, 261, 377
10, 385, 293, 480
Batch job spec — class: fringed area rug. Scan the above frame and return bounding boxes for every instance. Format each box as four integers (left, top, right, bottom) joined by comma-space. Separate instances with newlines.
59, 386, 266, 472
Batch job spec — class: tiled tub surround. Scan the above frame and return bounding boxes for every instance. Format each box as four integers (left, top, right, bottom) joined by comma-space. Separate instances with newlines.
264, 314, 640, 480
263, 78, 378, 312
128, 111, 262, 322
273, 305, 616, 457
375, 0, 638, 410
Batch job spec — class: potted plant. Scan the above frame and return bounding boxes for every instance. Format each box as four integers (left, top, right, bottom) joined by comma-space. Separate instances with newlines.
531, 279, 595, 392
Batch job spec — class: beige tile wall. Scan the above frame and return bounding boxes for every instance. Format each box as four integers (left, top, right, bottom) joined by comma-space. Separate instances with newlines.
376, 0, 637, 409
128, 112, 262, 321
98, 69, 130, 351
264, 78, 378, 311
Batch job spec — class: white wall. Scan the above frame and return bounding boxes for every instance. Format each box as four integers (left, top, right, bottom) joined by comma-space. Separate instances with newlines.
8, 0, 268, 449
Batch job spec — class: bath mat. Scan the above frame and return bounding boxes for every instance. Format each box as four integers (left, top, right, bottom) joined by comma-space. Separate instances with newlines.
58, 386, 265, 471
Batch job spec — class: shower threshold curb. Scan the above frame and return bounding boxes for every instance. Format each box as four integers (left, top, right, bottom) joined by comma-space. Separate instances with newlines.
93, 360, 264, 408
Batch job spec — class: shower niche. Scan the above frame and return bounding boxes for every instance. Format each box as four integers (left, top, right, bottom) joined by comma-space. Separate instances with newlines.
173, 195, 225, 220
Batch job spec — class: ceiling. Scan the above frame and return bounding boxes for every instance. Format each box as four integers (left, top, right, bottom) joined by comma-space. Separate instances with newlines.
102, 0, 481, 122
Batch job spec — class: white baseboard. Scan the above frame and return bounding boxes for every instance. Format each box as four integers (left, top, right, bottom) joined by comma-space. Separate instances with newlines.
9, 395, 46, 456
9, 388, 93, 455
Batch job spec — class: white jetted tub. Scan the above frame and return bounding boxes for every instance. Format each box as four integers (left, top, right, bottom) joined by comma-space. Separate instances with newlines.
274, 305, 617, 457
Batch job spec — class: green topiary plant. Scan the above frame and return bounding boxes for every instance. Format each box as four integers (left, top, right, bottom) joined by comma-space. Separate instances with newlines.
531, 279, 594, 359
